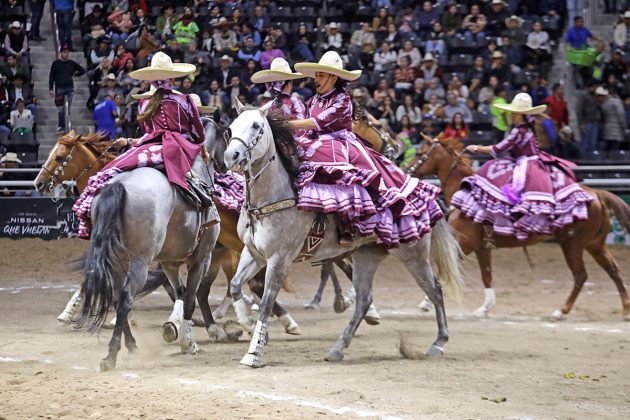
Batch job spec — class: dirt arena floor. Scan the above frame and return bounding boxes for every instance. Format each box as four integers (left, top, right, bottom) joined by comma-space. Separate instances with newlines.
1, 238, 629, 419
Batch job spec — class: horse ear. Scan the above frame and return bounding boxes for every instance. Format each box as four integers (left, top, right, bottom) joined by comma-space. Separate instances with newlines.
259, 100, 273, 115
233, 98, 245, 114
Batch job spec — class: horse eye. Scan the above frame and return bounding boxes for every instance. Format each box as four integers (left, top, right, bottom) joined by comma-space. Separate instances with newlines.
252, 122, 260, 130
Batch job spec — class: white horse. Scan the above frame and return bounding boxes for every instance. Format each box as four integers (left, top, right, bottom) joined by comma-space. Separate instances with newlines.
223, 102, 464, 367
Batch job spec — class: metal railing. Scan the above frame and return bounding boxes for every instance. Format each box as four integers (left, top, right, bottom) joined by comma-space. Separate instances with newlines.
49, 0, 72, 133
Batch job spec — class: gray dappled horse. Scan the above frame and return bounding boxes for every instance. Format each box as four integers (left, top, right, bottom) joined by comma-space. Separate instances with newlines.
223, 102, 464, 368
76, 120, 222, 372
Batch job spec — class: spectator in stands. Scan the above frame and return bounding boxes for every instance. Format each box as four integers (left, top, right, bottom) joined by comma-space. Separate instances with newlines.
525, 21, 552, 72
29, 0, 47, 42
290, 23, 315, 62
53, 0, 75, 51
502, 16, 526, 48
260, 40, 284, 70
613, 11, 630, 53
184, 41, 210, 66
201, 5, 221, 33
396, 5, 417, 37
155, 4, 179, 40
163, 39, 184, 62
411, 78, 426, 106
416, 1, 439, 38
373, 41, 397, 73
90, 36, 114, 68
500, 36, 523, 69
92, 95, 118, 140
444, 92, 473, 124
173, 7, 200, 47
425, 21, 447, 58
556, 125, 580, 160
212, 55, 238, 90
373, 78, 395, 103
229, 6, 245, 28
240, 23, 262, 48
240, 59, 261, 98
441, 3, 462, 37
382, 22, 401, 49
269, 24, 288, 50
424, 77, 445, 103
376, 95, 397, 128
533, 111, 558, 152
464, 22, 487, 43
597, 87, 628, 151
112, 45, 133, 71
486, 0, 510, 36
539, 0, 565, 38
213, 17, 238, 57
488, 51, 510, 86
372, 7, 391, 41
114, 94, 128, 136
117, 58, 139, 93
8, 75, 36, 116
603, 50, 627, 84
322, 22, 343, 53
396, 94, 422, 126
397, 40, 421, 68
544, 83, 568, 130
419, 53, 442, 82
132, 7, 150, 29
136, 25, 160, 66
238, 36, 261, 64
207, 79, 226, 112
250, 5, 271, 34
422, 93, 446, 120
491, 86, 510, 142
467, 56, 487, 94
439, 113, 470, 142
108, 7, 134, 46
97, 73, 124, 103
462, 4, 487, 32
9, 99, 34, 134
49, 45, 86, 133
4, 22, 29, 63
448, 75, 469, 100
81, 4, 108, 47
225, 75, 249, 108
0, 54, 30, 83
349, 22, 377, 67
565, 16, 601, 50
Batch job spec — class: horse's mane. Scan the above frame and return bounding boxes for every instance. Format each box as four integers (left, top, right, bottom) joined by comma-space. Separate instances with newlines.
436, 137, 473, 175
244, 106, 301, 192
58, 130, 117, 161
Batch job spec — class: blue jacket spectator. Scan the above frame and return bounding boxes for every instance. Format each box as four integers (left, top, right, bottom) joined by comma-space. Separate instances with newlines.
565, 16, 600, 49
93, 97, 118, 140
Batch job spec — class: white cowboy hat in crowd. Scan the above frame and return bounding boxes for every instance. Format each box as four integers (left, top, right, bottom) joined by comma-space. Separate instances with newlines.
623, 11, 630, 19
329, 22, 338, 29
129, 52, 196, 81
0, 152, 22, 164
131, 84, 182, 100
505, 15, 524, 28
294, 51, 362, 81
491, 0, 506, 5
494, 93, 547, 115
595, 86, 609, 96
189, 93, 217, 114
491, 50, 505, 60
251, 57, 304, 83
10, 21, 22, 29
422, 52, 435, 62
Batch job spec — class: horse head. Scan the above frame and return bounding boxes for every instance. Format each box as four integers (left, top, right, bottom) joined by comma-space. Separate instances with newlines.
224, 100, 274, 173
203, 116, 229, 173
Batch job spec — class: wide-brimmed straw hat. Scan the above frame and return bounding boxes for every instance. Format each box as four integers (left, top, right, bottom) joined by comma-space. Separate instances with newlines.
505, 15, 524, 28
491, 50, 504, 59
189, 93, 217, 114
251, 58, 304, 83
0, 152, 22, 164
294, 51, 361, 81
595, 86, 609, 96
131, 84, 182, 99
494, 93, 547, 115
623, 11, 630, 19
129, 52, 196, 81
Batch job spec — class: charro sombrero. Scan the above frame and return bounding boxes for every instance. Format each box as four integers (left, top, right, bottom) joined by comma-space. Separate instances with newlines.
129, 52, 196, 81
131, 84, 182, 99
251, 57, 304, 83
190, 93, 217, 114
294, 51, 362, 81
494, 93, 547, 115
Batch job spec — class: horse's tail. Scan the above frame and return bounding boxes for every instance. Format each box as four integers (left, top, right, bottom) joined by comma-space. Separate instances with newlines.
596, 189, 630, 234
430, 218, 464, 302
75, 182, 126, 332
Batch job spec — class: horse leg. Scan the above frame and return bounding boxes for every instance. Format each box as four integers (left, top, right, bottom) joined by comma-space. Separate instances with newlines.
325, 246, 387, 362
586, 244, 630, 319
197, 256, 227, 341
214, 249, 238, 320
161, 263, 185, 343
552, 241, 588, 320
472, 247, 496, 318
397, 240, 449, 357
331, 260, 347, 313
230, 248, 265, 333
100, 258, 145, 371
305, 263, 331, 310
58, 287, 82, 324
240, 256, 289, 368
249, 272, 301, 335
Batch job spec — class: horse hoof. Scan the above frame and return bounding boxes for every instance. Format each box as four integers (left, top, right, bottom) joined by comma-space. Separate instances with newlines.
550, 309, 566, 321
418, 298, 433, 312
57, 312, 72, 324
181, 342, 199, 355
251, 304, 260, 312
207, 325, 229, 343
126, 343, 138, 354
285, 325, 302, 335
212, 311, 225, 321
364, 315, 380, 326
333, 295, 346, 313
240, 353, 263, 368
304, 302, 319, 310
425, 345, 444, 358
99, 359, 115, 372
162, 321, 178, 343
473, 307, 488, 318
324, 349, 344, 362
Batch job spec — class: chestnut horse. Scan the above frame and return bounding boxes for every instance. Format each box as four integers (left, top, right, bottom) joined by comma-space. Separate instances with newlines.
408, 138, 630, 319
34, 130, 302, 336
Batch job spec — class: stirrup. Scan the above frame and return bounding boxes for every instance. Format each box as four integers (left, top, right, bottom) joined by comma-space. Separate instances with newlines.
482, 225, 496, 249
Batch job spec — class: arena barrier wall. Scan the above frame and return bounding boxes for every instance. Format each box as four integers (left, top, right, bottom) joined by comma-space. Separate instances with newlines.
0, 198, 78, 240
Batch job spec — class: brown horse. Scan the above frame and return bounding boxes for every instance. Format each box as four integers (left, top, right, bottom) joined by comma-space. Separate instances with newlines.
408, 138, 630, 319
34, 130, 302, 336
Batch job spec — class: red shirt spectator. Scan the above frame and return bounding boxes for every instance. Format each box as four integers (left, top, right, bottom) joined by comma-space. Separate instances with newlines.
544, 84, 569, 129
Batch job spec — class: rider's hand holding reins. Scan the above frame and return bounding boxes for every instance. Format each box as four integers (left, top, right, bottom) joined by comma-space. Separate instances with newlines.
465, 144, 492, 154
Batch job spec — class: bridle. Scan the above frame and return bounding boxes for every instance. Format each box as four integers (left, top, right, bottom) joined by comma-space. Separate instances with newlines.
407, 138, 465, 188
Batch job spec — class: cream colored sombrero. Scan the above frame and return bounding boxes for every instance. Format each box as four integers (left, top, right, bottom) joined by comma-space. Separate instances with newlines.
190, 93, 217, 114
494, 93, 547, 115
129, 52, 196, 81
251, 58, 304, 83
295, 51, 362, 81
131, 84, 182, 100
